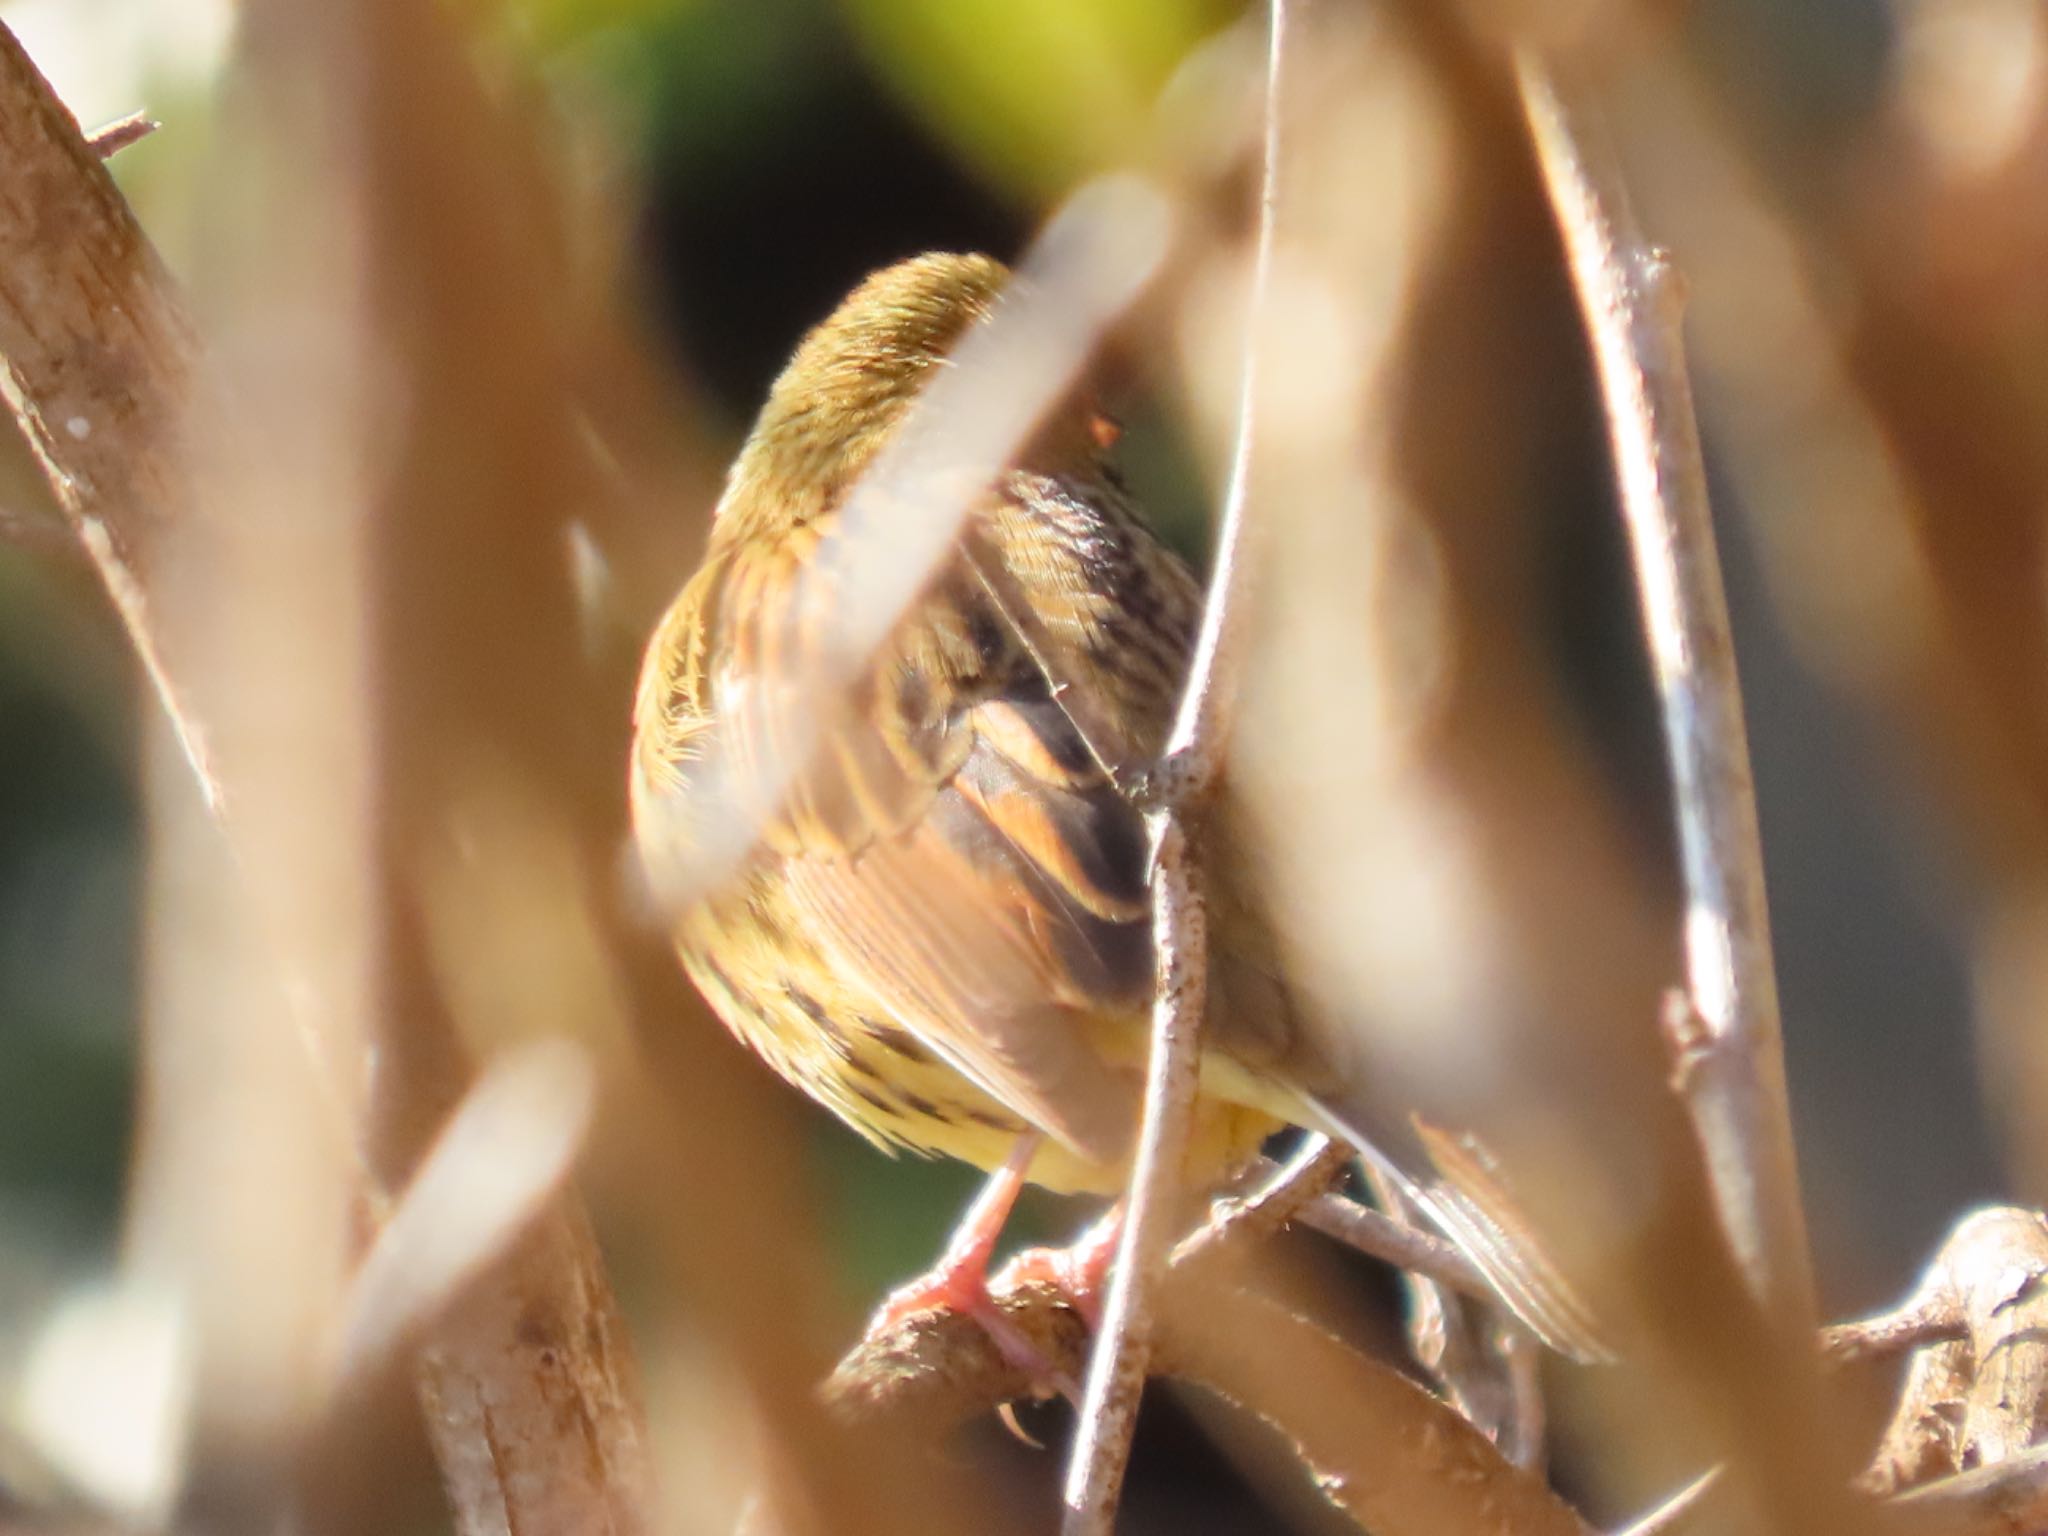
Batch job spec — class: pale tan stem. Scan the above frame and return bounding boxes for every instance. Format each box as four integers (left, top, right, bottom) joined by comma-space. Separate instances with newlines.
1058, 5, 1294, 1532
1516, 57, 1817, 1338
1171, 1136, 1351, 1264
1061, 815, 1209, 1533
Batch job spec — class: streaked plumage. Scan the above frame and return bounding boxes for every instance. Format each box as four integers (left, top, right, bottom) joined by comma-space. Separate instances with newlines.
630, 253, 1607, 1360
631, 252, 1312, 1196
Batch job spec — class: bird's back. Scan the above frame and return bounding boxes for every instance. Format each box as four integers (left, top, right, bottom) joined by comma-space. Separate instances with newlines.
632, 458, 1299, 1193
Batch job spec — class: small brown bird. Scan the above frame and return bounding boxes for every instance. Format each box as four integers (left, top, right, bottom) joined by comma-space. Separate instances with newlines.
631, 253, 1603, 1356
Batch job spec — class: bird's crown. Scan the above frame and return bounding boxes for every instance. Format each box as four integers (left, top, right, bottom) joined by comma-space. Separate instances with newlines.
715, 253, 1010, 538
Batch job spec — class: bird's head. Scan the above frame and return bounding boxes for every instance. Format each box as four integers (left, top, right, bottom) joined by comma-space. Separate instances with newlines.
712, 252, 1115, 544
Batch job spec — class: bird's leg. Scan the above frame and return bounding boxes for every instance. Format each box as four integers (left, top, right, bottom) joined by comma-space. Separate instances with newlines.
872, 1136, 1079, 1398
993, 1203, 1126, 1329
876, 1135, 1036, 1328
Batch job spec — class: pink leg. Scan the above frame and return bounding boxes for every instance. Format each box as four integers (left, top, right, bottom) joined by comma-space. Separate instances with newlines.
992, 1203, 1126, 1329
876, 1135, 1035, 1328
872, 1137, 1079, 1399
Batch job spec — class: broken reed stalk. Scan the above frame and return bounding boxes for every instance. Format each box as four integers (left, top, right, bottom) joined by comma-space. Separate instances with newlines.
1515, 55, 1818, 1338
0, 21, 649, 1532
1058, 4, 1293, 1532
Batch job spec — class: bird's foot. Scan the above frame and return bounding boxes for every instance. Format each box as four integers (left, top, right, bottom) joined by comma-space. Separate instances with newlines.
991, 1205, 1125, 1330
868, 1138, 1080, 1400
874, 1255, 1080, 1403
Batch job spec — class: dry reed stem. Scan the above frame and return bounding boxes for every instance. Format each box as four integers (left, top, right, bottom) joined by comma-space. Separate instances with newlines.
1506, 48, 1890, 1536
1059, 6, 1293, 1531
1061, 814, 1208, 1534
1516, 54, 1817, 1341
0, 21, 214, 804
1608, 1468, 1725, 1536
334, 3, 1031, 1527
1, 19, 363, 1512
1171, 1137, 1352, 1264
0, 17, 652, 1531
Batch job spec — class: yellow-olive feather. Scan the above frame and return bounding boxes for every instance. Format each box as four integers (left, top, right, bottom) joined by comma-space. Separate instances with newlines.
629, 253, 1613, 1362
630, 252, 1292, 1190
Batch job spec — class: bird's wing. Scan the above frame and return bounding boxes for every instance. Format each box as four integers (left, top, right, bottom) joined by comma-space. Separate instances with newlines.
636, 477, 1197, 1164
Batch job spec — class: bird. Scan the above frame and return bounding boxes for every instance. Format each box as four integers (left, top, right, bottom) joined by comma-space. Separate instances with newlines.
629, 251, 1606, 1362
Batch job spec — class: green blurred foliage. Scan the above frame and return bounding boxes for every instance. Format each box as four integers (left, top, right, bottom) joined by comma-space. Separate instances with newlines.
502, 0, 1240, 194
814, 1120, 1087, 1308
0, 548, 137, 1259
839, 0, 1236, 193
500, 0, 684, 53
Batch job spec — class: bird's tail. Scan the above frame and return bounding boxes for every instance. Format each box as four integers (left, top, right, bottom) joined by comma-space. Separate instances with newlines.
1303, 1095, 1619, 1365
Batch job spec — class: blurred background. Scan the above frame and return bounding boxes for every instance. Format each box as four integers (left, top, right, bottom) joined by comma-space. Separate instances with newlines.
1, 0, 2042, 1530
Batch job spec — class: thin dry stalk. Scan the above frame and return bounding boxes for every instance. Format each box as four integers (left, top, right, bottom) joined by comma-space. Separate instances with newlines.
1363, 1159, 1544, 1468
1608, 1469, 1723, 1536
1171, 1136, 1351, 1264
292, 3, 665, 1526
1062, 815, 1209, 1534
1296, 1188, 1488, 1295
1822, 1309, 1964, 1369
1059, 5, 1293, 1532
1514, 56, 1817, 1339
